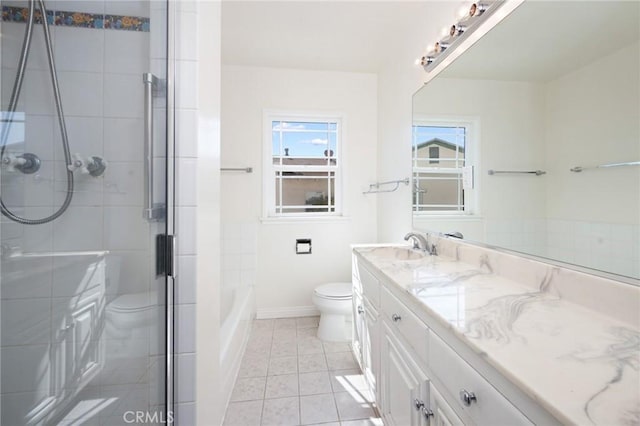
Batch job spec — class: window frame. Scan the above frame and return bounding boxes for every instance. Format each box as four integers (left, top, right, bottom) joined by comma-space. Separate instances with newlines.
262, 110, 344, 220
412, 116, 480, 216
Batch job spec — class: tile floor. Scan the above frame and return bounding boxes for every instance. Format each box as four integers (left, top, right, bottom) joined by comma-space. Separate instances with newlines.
223, 317, 383, 426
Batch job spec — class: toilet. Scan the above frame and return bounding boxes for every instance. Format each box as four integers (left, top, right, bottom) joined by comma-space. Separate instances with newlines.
312, 282, 353, 342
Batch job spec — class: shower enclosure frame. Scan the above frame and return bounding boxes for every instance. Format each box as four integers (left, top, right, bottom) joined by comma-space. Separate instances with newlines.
1, 0, 178, 421
165, 0, 178, 421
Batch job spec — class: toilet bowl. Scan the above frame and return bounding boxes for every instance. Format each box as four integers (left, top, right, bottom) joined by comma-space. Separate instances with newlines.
312, 282, 353, 342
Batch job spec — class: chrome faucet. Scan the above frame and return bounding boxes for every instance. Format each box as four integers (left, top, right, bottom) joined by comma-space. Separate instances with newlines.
404, 232, 437, 256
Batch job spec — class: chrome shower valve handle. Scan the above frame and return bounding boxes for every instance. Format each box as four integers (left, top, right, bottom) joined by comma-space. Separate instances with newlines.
1, 152, 41, 174
67, 153, 107, 177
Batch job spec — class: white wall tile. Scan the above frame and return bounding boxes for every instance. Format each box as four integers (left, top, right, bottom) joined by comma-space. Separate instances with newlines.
1, 298, 51, 346
175, 60, 197, 109
104, 206, 149, 250
53, 206, 104, 251
176, 353, 196, 403
104, 118, 144, 161
57, 72, 104, 117
176, 158, 197, 206
1, 22, 52, 71
104, 0, 150, 18
103, 162, 144, 206
176, 12, 197, 61
105, 31, 150, 75
52, 0, 105, 14
176, 206, 197, 255
54, 27, 104, 73
104, 73, 143, 118
176, 303, 196, 353
24, 70, 56, 115
176, 255, 197, 304
25, 114, 55, 160
1, 345, 51, 393
175, 109, 197, 158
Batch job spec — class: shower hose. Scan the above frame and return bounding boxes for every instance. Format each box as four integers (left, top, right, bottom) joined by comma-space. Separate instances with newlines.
0, 0, 74, 225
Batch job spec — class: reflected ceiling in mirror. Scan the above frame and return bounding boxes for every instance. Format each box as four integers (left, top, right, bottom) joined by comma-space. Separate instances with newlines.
412, 1, 640, 281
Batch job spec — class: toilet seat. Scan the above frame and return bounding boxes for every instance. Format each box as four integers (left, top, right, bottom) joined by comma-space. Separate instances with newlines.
108, 292, 156, 313
314, 283, 352, 300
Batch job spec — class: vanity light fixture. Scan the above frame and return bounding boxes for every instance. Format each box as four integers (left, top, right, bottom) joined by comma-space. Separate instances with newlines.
417, 1, 502, 72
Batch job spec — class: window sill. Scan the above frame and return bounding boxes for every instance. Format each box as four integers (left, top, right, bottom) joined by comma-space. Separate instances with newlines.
260, 215, 351, 225
413, 214, 483, 222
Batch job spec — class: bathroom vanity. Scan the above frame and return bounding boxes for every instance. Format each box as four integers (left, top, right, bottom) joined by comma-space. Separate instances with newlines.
351, 239, 640, 425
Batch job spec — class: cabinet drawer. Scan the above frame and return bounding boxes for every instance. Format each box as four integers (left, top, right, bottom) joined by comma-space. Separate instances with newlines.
380, 286, 429, 363
359, 264, 380, 307
429, 332, 533, 426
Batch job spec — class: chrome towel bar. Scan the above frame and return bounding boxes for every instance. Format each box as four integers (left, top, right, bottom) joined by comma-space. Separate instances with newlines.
570, 161, 639, 172
488, 169, 546, 176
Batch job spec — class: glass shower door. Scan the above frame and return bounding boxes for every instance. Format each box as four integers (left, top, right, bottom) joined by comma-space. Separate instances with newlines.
0, 0, 171, 424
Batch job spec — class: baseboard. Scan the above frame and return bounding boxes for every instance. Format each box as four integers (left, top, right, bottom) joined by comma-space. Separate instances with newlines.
256, 305, 320, 319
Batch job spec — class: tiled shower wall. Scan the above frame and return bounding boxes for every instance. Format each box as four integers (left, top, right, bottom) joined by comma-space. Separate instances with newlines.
0, 0, 164, 423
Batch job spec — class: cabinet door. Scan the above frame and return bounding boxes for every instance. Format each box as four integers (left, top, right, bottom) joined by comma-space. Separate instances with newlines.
352, 291, 365, 367
363, 300, 379, 398
430, 383, 464, 426
381, 322, 429, 426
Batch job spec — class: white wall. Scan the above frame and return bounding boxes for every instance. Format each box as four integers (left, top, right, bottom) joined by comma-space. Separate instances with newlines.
221, 66, 378, 315
376, 1, 460, 243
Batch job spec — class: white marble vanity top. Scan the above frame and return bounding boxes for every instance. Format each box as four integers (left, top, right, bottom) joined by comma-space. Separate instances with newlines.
353, 242, 640, 425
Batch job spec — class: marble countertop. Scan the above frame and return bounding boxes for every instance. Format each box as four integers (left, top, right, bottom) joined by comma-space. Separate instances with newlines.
353, 244, 640, 426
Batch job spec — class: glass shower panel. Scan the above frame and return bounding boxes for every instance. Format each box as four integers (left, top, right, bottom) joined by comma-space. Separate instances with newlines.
0, 0, 170, 424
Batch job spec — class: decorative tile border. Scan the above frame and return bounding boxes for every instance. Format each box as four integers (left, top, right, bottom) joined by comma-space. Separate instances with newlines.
2, 6, 150, 32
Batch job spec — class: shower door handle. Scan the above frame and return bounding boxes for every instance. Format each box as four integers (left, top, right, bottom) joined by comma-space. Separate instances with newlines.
143, 72, 165, 221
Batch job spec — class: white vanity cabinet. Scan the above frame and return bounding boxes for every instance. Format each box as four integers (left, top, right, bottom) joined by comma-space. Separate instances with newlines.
380, 321, 430, 426
352, 252, 535, 426
352, 255, 381, 400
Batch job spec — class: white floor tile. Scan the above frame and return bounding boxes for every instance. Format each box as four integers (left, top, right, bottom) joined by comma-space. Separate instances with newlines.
274, 318, 297, 329
299, 372, 332, 396
231, 377, 267, 402
271, 341, 297, 358
334, 391, 376, 421
329, 370, 368, 393
300, 394, 339, 425
322, 341, 351, 354
298, 353, 328, 373
268, 356, 298, 376
265, 374, 298, 399
296, 316, 320, 329
326, 352, 358, 371
239, 354, 269, 378
298, 338, 324, 355
261, 396, 299, 426
224, 400, 263, 426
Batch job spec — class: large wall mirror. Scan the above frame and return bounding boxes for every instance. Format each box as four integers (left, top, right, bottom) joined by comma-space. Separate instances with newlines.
412, 1, 639, 281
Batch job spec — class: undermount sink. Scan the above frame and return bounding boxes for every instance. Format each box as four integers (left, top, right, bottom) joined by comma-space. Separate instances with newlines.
366, 246, 426, 261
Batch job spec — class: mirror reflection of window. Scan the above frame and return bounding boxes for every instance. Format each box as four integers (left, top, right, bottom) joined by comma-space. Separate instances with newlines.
412, 123, 470, 214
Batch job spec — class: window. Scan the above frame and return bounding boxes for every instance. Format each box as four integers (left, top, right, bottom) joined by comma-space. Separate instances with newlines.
412, 120, 475, 214
264, 113, 342, 217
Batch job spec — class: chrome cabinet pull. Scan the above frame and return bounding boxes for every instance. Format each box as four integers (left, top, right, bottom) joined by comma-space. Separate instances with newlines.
414, 399, 424, 410
460, 389, 477, 406
422, 407, 434, 418
357, 305, 364, 315
392, 313, 402, 322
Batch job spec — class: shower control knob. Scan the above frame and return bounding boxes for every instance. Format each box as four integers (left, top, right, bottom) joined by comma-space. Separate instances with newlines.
1, 153, 41, 174
68, 153, 107, 177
